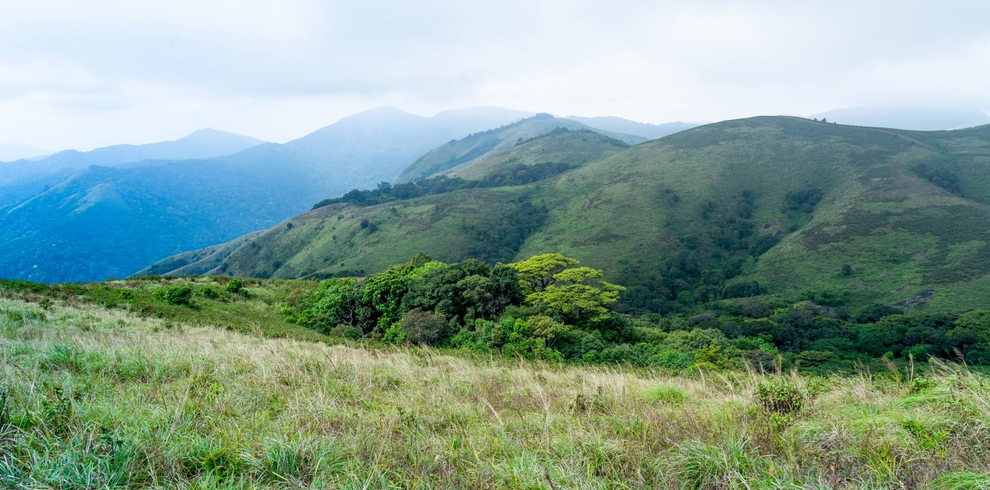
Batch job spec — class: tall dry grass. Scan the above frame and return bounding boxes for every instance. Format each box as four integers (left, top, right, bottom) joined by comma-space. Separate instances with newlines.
1, 297, 989, 489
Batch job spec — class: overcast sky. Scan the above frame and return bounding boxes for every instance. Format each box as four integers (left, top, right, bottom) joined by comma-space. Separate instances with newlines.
1, 0, 989, 151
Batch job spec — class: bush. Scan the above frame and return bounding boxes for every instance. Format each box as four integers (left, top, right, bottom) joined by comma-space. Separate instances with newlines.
755, 377, 804, 415
195, 286, 221, 300
152, 286, 193, 306
225, 279, 243, 294
399, 309, 451, 346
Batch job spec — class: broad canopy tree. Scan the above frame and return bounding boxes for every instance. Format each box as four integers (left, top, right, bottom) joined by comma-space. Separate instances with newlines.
300, 252, 626, 349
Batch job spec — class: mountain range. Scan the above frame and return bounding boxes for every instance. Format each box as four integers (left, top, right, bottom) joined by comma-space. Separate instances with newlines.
0, 106, 673, 283
142, 116, 990, 313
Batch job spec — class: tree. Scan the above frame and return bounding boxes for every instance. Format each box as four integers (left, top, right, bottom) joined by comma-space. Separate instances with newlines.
362, 254, 436, 332
508, 253, 579, 293
309, 278, 364, 332
398, 308, 451, 346
523, 265, 625, 324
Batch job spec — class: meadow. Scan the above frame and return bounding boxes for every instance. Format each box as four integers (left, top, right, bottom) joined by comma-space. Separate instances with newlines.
2, 295, 990, 489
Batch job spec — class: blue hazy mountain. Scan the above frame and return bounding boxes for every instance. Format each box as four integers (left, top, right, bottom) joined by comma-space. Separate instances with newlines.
0, 128, 265, 186
0, 106, 531, 283
0, 143, 51, 162
811, 107, 990, 131
565, 116, 699, 140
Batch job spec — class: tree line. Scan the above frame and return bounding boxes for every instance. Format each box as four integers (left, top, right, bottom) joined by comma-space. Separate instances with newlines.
281, 253, 990, 371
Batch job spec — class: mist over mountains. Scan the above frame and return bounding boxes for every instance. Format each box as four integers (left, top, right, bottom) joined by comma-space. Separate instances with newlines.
0, 143, 51, 162
811, 106, 990, 131
0, 106, 667, 283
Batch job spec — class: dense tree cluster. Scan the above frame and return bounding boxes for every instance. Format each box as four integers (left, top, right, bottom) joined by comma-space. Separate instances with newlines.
914, 164, 962, 195
284, 254, 990, 370
289, 253, 630, 361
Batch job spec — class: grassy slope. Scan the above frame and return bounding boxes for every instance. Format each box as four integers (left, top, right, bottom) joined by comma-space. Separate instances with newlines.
449, 129, 629, 181
0, 275, 327, 343
3, 296, 990, 488
209, 117, 990, 312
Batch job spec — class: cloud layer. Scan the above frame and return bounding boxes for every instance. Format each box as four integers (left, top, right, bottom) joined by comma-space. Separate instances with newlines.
1, 0, 988, 150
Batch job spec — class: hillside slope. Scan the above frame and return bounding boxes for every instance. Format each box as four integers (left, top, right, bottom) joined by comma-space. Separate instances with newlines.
146, 117, 990, 312
393, 114, 645, 183
448, 128, 631, 181
0, 107, 530, 283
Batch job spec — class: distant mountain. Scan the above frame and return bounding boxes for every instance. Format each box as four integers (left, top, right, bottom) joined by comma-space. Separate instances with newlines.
151, 117, 990, 313
278, 106, 533, 190
0, 128, 265, 186
0, 143, 50, 162
0, 128, 266, 213
0, 106, 531, 283
394, 114, 645, 183
811, 107, 990, 131
565, 116, 698, 139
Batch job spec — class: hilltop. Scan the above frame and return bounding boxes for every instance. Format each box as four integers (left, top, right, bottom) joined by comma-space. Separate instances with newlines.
148, 116, 990, 313
393, 114, 645, 184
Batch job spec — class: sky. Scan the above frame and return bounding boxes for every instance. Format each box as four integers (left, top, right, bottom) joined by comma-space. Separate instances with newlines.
1, 0, 989, 151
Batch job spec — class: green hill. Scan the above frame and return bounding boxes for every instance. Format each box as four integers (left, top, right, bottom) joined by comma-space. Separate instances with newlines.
145, 116, 990, 313
393, 114, 645, 183
448, 128, 630, 181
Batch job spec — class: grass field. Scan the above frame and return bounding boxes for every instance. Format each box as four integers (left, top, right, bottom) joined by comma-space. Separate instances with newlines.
3, 296, 990, 489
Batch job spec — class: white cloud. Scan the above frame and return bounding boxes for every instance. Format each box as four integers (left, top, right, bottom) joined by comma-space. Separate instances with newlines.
0, 0, 988, 150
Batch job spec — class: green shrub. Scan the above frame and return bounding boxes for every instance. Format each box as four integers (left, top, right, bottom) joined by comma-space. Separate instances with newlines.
152, 286, 192, 306
755, 377, 804, 415
195, 286, 221, 300
225, 278, 243, 294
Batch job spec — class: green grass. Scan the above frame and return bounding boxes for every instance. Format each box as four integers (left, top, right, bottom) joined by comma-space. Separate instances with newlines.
0, 275, 328, 343
449, 128, 629, 181
2, 296, 989, 488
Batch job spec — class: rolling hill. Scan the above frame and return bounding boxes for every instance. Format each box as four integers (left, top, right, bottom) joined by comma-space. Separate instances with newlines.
0, 106, 531, 283
393, 114, 645, 184
146, 116, 990, 313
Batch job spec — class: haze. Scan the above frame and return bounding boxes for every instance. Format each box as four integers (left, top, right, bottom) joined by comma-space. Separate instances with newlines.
1, 0, 989, 151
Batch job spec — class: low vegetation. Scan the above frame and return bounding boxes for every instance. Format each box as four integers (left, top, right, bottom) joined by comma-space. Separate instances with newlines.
2, 295, 990, 488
